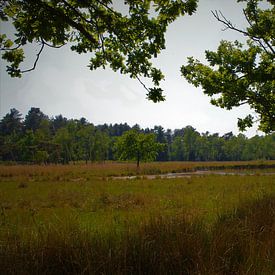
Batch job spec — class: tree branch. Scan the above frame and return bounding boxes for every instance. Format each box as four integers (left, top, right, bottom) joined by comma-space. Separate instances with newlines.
61, 0, 156, 93
237, 100, 249, 106
136, 75, 150, 93
99, 33, 106, 56
92, 2, 154, 92
20, 41, 45, 73
0, 44, 22, 51
42, 40, 65, 49
96, 0, 120, 17
243, 9, 275, 55
36, 0, 98, 45
212, 10, 250, 36
60, 0, 95, 25
212, 10, 275, 55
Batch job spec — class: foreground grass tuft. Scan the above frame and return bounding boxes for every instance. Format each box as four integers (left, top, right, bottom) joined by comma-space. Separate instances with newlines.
0, 196, 275, 274
210, 196, 275, 274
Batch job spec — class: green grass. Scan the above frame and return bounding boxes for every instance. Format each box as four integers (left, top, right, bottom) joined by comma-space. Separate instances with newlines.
0, 161, 275, 274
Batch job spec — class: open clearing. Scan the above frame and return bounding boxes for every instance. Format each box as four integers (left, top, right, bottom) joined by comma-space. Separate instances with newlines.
1, 161, 275, 274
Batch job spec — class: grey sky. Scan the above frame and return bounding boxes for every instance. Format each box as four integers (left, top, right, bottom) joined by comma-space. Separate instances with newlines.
0, 0, 265, 136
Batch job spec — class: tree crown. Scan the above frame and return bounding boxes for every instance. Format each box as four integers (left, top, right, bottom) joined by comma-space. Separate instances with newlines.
181, 0, 274, 133
0, 0, 197, 102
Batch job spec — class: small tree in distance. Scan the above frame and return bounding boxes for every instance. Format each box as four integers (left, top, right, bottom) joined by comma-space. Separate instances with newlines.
114, 130, 164, 168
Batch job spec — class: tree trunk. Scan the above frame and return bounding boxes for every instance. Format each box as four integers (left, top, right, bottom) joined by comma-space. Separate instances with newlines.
137, 151, 140, 168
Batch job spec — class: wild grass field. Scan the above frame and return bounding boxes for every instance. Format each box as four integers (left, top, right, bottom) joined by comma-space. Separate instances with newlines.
0, 161, 275, 274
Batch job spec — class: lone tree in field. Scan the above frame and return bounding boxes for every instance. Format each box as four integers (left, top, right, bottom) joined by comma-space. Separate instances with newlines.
0, 0, 197, 102
181, 0, 274, 133
114, 130, 163, 168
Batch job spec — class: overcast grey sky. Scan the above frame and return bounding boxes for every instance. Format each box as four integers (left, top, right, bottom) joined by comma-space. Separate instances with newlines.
0, 0, 266, 136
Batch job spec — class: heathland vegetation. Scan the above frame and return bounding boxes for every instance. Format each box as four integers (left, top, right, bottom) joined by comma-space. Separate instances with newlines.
1, 1, 274, 273
1, 108, 274, 164
1, 109, 274, 273
0, 162, 275, 274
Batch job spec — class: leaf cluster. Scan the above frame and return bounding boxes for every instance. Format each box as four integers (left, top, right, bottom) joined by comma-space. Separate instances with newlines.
181, 0, 274, 133
1, 0, 197, 102
114, 129, 164, 165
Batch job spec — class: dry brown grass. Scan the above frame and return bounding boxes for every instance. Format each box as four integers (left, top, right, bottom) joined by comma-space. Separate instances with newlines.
0, 161, 275, 274
0, 160, 274, 180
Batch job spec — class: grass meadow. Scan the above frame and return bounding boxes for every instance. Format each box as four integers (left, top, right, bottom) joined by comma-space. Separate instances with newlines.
0, 161, 275, 274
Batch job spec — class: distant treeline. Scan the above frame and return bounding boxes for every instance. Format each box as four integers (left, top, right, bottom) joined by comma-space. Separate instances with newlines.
0, 108, 274, 163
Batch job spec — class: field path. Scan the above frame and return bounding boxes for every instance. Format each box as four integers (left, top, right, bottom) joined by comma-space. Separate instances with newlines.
112, 170, 275, 180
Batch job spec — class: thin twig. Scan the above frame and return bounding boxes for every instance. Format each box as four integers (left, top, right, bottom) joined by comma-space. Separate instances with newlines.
94, 2, 153, 92
238, 100, 249, 106
20, 41, 45, 73
212, 10, 274, 55
213, 10, 254, 37
0, 43, 22, 51
243, 9, 273, 55
96, 0, 121, 17
245, 9, 274, 55
42, 40, 65, 49
60, 0, 96, 26
136, 75, 150, 93
99, 33, 106, 55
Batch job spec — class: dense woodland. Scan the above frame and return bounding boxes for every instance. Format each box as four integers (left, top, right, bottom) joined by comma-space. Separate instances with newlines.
0, 108, 274, 164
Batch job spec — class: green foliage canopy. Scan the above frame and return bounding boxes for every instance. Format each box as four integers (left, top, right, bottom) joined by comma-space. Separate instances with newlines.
114, 129, 164, 167
0, 0, 197, 102
181, 0, 274, 133
0, 108, 274, 163
0, 108, 22, 135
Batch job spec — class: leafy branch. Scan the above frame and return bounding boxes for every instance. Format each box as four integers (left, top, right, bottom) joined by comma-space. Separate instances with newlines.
212, 10, 274, 55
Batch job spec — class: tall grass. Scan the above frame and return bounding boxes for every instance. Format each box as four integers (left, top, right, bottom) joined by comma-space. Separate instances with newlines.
0, 162, 275, 274
1, 196, 275, 274
210, 196, 275, 274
